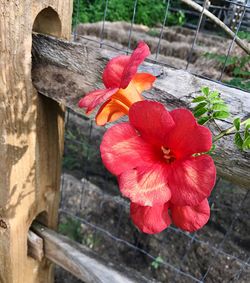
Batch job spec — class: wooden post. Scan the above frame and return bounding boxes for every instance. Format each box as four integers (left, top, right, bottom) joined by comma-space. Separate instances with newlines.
0, 1, 72, 282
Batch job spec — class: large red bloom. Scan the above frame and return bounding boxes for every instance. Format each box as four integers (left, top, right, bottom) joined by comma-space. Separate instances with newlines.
100, 101, 216, 208
130, 199, 210, 234
78, 42, 156, 125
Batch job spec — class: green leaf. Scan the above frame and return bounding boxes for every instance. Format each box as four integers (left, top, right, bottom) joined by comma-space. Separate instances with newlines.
212, 111, 230, 119
198, 116, 210, 125
151, 256, 163, 270
233, 118, 241, 131
211, 103, 229, 112
209, 91, 219, 99
210, 98, 224, 104
194, 102, 207, 111
201, 87, 210, 96
192, 96, 206, 103
242, 136, 250, 150
194, 107, 208, 118
245, 118, 250, 127
244, 127, 250, 140
234, 132, 243, 149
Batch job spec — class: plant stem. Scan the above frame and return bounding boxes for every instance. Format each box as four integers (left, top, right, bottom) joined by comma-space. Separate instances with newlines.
213, 118, 249, 143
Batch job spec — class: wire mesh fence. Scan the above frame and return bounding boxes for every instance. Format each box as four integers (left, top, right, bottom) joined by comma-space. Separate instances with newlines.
59, 109, 250, 283
58, 1, 250, 282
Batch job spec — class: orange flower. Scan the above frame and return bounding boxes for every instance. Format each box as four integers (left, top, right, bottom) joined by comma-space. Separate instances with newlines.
78, 42, 156, 126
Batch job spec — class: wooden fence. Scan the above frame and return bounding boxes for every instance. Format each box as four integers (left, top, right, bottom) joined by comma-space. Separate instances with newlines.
1, 1, 249, 283
0, 1, 71, 282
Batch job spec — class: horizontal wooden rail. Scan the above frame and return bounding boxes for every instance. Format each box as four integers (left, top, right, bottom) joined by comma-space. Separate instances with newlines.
29, 223, 149, 283
27, 230, 44, 262
32, 34, 250, 187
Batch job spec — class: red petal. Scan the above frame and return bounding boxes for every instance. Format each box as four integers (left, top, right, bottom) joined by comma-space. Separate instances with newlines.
95, 99, 128, 126
166, 109, 212, 159
118, 164, 171, 206
129, 101, 175, 147
130, 202, 171, 234
171, 199, 210, 232
102, 55, 130, 88
100, 123, 159, 176
168, 155, 216, 206
78, 88, 119, 113
120, 42, 150, 89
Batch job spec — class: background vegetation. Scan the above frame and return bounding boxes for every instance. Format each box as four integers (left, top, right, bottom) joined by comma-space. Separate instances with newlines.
72, 0, 185, 27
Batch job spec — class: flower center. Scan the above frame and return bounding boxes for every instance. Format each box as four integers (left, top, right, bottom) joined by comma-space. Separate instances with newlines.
161, 146, 176, 163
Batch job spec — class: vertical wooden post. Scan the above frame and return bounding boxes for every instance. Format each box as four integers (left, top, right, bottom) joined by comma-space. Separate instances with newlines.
0, 1, 72, 282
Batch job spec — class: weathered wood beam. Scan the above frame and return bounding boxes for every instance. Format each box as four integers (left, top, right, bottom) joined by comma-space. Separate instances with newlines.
28, 230, 44, 262
31, 223, 149, 283
32, 34, 250, 188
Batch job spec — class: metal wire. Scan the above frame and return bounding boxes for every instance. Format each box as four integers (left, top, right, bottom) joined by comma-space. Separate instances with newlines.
76, 31, 249, 93
186, 0, 208, 70
60, 208, 203, 283
127, 0, 138, 52
180, 177, 222, 265
231, 256, 250, 282
100, 0, 109, 48
79, 120, 93, 211
59, 1, 250, 282
218, 5, 246, 81
155, 0, 171, 60
201, 190, 249, 281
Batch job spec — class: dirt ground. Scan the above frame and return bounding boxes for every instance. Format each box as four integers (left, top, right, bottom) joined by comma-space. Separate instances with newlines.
55, 111, 250, 283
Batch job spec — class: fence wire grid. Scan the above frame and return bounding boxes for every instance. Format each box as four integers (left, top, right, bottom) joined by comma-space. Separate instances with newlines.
59, 1, 250, 282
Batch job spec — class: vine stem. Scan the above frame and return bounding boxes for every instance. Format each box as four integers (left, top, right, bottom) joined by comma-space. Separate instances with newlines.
213, 119, 249, 143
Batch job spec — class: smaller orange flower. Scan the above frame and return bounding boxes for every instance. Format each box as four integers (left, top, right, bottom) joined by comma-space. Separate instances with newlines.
78, 42, 156, 126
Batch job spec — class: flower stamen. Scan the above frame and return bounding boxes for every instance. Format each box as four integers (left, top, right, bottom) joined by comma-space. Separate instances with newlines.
161, 146, 176, 163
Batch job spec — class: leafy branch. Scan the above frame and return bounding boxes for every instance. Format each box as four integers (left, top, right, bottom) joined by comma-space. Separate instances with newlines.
192, 86, 230, 125
192, 87, 250, 151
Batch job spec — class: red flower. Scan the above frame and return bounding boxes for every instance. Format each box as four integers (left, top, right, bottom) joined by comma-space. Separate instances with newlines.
100, 101, 216, 208
78, 42, 156, 125
130, 202, 171, 234
170, 199, 210, 232
130, 199, 210, 234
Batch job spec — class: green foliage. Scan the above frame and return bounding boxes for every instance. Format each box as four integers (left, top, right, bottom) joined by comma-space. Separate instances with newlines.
151, 256, 164, 269
233, 118, 250, 151
73, 0, 185, 28
204, 52, 250, 92
59, 217, 82, 242
238, 31, 250, 42
63, 128, 96, 171
192, 86, 230, 125
166, 10, 185, 26
59, 218, 101, 248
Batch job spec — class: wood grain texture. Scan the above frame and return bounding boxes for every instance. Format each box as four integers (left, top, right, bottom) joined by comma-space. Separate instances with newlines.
32, 223, 150, 283
28, 230, 44, 262
0, 1, 72, 283
32, 34, 250, 188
